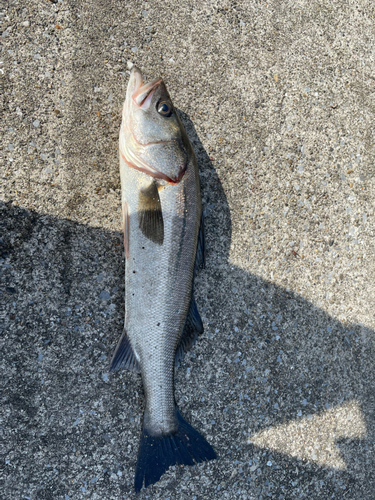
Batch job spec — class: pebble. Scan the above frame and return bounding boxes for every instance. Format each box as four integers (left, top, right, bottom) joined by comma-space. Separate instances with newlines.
32, 119, 40, 128
127, 60, 133, 69
99, 290, 110, 300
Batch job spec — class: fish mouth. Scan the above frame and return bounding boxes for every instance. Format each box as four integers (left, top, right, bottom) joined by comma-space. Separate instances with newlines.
132, 77, 162, 109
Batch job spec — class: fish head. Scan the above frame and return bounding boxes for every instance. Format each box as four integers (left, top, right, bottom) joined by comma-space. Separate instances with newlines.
120, 67, 190, 184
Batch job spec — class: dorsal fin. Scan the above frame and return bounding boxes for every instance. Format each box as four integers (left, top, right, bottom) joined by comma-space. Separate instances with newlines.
175, 213, 206, 363
175, 296, 204, 364
194, 212, 205, 276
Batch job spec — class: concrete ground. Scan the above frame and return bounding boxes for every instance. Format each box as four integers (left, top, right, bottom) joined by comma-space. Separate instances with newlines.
1, 0, 375, 498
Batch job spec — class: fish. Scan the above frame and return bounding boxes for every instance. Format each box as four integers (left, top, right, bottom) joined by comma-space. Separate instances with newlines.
110, 67, 216, 492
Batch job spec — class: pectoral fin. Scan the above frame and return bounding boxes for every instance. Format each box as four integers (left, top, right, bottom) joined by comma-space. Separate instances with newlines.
138, 181, 164, 245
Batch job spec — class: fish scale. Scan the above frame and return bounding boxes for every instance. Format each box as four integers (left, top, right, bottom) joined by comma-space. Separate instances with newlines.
110, 67, 216, 492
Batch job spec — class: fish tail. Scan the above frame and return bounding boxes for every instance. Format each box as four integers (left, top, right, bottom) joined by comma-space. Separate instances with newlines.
134, 409, 216, 492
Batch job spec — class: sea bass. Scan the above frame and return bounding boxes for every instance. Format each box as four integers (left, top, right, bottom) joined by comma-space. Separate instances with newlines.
110, 67, 216, 492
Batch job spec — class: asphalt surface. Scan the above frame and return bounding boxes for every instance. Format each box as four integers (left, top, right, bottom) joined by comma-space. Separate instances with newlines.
1, 1, 375, 499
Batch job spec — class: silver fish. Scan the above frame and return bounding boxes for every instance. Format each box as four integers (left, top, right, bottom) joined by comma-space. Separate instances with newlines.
110, 67, 216, 492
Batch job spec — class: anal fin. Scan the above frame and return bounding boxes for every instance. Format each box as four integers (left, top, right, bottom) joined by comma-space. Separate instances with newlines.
109, 328, 140, 373
123, 201, 129, 259
175, 296, 204, 364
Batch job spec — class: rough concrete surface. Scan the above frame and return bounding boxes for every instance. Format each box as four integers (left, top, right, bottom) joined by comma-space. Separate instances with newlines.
1, 0, 375, 499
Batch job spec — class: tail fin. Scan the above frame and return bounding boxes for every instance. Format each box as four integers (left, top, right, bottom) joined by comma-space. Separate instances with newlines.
134, 410, 216, 492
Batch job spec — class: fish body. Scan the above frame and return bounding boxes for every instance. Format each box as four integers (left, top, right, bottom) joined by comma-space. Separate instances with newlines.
111, 68, 216, 491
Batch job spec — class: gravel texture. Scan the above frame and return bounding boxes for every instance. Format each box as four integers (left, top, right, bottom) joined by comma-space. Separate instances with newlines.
1, 1, 375, 499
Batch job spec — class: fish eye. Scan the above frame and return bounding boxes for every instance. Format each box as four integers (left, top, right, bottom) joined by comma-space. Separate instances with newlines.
157, 101, 173, 117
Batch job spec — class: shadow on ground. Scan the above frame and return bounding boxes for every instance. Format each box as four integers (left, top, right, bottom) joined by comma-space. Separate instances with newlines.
1, 114, 374, 499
